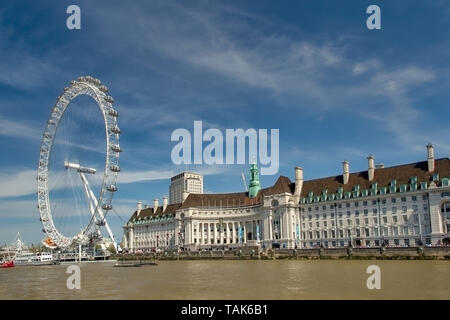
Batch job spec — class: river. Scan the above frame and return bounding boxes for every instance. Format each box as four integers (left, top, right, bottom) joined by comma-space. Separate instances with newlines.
0, 260, 448, 299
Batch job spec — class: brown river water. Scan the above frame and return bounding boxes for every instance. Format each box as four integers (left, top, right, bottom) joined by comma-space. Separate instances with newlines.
0, 260, 448, 299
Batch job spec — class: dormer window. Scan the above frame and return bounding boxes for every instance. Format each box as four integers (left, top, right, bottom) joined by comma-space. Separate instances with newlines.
433, 173, 440, 181
410, 176, 417, 184
442, 178, 449, 187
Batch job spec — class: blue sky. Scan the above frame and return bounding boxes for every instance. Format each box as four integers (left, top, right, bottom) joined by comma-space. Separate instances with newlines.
0, 0, 449, 245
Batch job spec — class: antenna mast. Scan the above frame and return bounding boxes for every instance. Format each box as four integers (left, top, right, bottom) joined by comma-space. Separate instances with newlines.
241, 172, 248, 191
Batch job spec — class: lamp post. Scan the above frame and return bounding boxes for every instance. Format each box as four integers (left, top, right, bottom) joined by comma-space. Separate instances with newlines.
377, 198, 384, 247
219, 218, 224, 251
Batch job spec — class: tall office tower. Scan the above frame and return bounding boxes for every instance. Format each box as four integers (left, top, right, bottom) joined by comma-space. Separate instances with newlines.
169, 172, 203, 204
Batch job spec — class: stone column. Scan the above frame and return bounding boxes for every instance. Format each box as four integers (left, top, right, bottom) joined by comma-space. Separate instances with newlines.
129, 226, 134, 251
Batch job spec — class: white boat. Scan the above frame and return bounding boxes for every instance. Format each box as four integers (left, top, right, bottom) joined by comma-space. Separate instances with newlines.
14, 252, 57, 266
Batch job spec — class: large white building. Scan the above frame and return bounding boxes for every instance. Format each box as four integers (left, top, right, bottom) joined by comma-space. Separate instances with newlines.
122, 144, 450, 252
169, 172, 203, 204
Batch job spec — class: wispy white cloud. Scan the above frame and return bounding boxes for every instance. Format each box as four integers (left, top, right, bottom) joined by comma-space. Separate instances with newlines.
89, 1, 439, 156
0, 116, 41, 140
0, 170, 36, 198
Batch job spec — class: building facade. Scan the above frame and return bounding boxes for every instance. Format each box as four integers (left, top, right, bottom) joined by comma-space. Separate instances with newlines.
169, 172, 203, 204
122, 144, 450, 252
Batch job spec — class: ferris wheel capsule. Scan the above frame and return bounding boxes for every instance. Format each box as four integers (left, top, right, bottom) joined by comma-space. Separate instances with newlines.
111, 125, 121, 134
102, 204, 112, 211
110, 165, 120, 172
109, 109, 118, 117
107, 185, 118, 192
105, 96, 114, 103
111, 144, 122, 152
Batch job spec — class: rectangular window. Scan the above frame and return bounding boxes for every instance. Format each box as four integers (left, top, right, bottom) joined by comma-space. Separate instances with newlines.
391, 197, 396, 203
414, 226, 420, 235
412, 196, 417, 201
403, 226, 409, 235
393, 216, 398, 223
363, 201, 368, 206
364, 209, 369, 215
401, 197, 407, 202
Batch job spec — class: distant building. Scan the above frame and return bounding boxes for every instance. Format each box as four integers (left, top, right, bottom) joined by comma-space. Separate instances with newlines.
122, 144, 450, 252
169, 172, 203, 204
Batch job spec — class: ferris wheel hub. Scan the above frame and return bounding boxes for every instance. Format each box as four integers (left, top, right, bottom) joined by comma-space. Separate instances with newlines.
64, 161, 97, 174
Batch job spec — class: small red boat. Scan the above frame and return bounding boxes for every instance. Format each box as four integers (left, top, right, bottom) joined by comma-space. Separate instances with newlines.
1, 260, 14, 268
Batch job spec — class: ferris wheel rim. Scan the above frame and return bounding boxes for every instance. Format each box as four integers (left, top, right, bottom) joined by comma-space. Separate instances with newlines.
37, 76, 120, 248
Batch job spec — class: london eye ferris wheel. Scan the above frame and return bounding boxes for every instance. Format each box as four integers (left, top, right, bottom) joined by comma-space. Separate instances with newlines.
37, 76, 121, 250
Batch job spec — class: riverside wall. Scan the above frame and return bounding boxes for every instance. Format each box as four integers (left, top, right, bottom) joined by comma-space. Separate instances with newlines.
114, 246, 450, 261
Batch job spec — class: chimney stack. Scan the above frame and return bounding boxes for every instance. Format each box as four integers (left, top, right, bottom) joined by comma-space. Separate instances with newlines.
293, 167, 304, 203
342, 160, 349, 185
163, 196, 168, 212
153, 198, 159, 213
427, 143, 435, 172
137, 201, 142, 217
367, 155, 375, 182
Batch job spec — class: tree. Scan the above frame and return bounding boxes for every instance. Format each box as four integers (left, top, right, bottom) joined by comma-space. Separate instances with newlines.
107, 244, 116, 254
